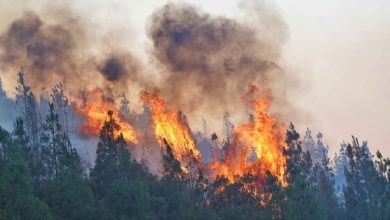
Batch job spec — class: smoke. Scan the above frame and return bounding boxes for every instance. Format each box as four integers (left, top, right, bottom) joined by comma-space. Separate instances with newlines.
3, 12, 74, 71
100, 57, 126, 82
0, 11, 81, 89
0, 1, 291, 117
0, 1, 297, 169
0, 7, 144, 103
147, 2, 290, 132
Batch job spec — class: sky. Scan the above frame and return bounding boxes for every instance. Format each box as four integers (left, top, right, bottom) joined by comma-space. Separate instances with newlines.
126, 0, 390, 156
276, 0, 390, 156
0, 0, 389, 156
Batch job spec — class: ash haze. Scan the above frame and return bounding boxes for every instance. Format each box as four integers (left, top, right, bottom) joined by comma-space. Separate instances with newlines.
0, 0, 389, 157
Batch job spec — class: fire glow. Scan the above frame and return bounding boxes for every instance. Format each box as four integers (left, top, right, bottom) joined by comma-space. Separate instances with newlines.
141, 91, 201, 164
75, 87, 286, 188
209, 85, 287, 186
74, 89, 138, 144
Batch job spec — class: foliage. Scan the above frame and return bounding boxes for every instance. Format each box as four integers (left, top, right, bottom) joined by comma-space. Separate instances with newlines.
0, 78, 389, 220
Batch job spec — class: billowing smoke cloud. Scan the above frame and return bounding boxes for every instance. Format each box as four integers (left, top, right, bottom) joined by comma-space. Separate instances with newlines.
147, 3, 289, 130
0, 9, 144, 102
0, 0, 297, 174
0, 11, 80, 86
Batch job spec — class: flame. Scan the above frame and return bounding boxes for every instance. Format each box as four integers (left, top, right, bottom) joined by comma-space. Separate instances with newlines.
209, 85, 287, 187
141, 91, 201, 165
74, 89, 138, 144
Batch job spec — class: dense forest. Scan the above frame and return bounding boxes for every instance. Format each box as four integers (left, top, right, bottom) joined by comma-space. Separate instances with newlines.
0, 73, 389, 220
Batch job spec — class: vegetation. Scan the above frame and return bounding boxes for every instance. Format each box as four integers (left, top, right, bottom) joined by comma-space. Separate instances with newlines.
0, 74, 389, 219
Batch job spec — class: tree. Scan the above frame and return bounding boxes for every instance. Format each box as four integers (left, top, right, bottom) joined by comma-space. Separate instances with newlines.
282, 123, 324, 220
313, 145, 344, 219
15, 70, 41, 175
333, 142, 349, 199
343, 137, 389, 220
40, 103, 80, 180
40, 171, 96, 220
50, 83, 71, 136
12, 117, 29, 148
38, 103, 95, 219
0, 127, 52, 220
90, 110, 124, 199
162, 139, 185, 181
89, 110, 167, 219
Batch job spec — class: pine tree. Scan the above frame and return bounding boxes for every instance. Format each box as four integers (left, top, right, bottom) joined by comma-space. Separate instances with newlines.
282, 123, 324, 220
40, 103, 80, 179
38, 103, 95, 219
89, 110, 141, 199
90, 110, 122, 199
344, 137, 388, 220
15, 70, 40, 169
12, 118, 29, 148
314, 146, 344, 219
162, 139, 185, 181
0, 127, 52, 220
50, 83, 71, 136
374, 150, 390, 218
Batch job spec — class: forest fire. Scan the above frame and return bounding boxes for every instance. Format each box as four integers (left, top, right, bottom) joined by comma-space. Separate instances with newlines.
141, 91, 201, 165
208, 85, 287, 187
74, 89, 138, 144
73, 87, 286, 187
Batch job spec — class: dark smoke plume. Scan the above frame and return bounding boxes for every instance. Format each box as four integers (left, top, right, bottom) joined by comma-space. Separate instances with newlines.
100, 58, 125, 82
0, 1, 299, 174
147, 3, 289, 129
97, 52, 142, 84
0, 1, 294, 135
0, 11, 78, 82
0, 10, 143, 102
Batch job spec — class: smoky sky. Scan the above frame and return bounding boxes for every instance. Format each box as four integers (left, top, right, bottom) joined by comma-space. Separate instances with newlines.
0, 10, 143, 101
0, 1, 290, 134
147, 3, 288, 126
0, 11, 76, 78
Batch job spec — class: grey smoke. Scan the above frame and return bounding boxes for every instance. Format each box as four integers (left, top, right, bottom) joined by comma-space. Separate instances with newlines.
0, 10, 143, 101
147, 3, 289, 129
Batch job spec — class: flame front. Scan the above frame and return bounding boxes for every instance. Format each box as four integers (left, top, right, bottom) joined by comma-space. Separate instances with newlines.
209, 85, 287, 187
141, 91, 201, 164
75, 87, 286, 187
74, 89, 138, 144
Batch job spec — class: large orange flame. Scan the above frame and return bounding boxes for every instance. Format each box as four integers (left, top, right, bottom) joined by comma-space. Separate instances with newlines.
74, 89, 138, 144
209, 85, 287, 187
140, 91, 201, 165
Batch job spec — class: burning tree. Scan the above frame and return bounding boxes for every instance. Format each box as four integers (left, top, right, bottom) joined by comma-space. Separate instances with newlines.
208, 85, 287, 189
74, 89, 138, 144
141, 90, 201, 184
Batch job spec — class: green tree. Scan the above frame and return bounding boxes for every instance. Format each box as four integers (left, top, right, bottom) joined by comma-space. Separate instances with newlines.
313, 146, 344, 219
0, 127, 52, 220
282, 123, 324, 220
162, 139, 185, 181
38, 103, 95, 220
41, 171, 96, 220
90, 110, 166, 219
40, 103, 81, 179
90, 110, 126, 199
344, 137, 389, 220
